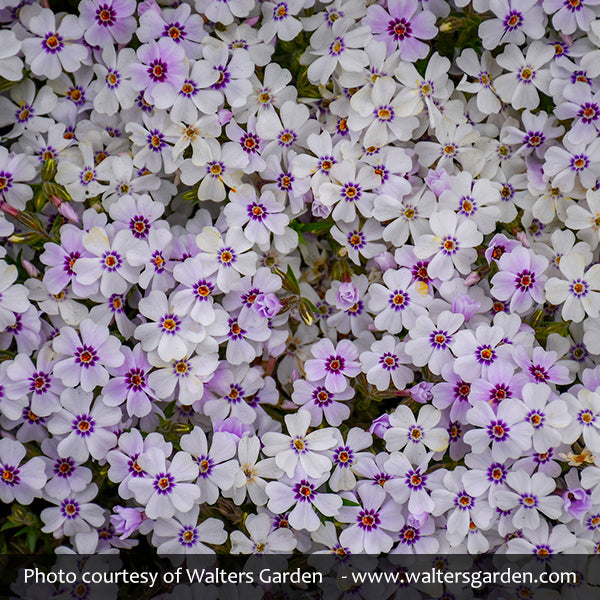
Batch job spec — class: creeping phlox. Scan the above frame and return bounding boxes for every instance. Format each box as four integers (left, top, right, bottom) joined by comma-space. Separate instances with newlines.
2, 0, 600, 559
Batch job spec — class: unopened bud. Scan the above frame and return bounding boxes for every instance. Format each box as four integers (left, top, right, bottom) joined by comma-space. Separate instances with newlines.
464, 271, 481, 286
21, 259, 40, 278
0, 201, 19, 218
41, 158, 57, 181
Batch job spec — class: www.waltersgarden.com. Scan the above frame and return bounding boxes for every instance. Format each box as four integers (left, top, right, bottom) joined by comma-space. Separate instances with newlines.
343, 566, 579, 589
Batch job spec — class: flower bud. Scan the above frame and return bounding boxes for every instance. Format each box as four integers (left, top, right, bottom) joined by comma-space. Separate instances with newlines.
411, 382, 434, 404
372, 252, 397, 272
336, 281, 358, 310
425, 168, 452, 197
110, 507, 144, 539
253, 293, 282, 318
369, 414, 391, 438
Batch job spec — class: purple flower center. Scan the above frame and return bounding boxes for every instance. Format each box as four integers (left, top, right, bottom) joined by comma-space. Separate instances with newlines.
227, 383, 244, 403
476, 344, 497, 365
278, 129, 297, 147
179, 527, 198, 546
347, 230, 365, 249
333, 445, 354, 467
487, 462, 507, 484
571, 279, 589, 297
405, 468, 427, 490
387, 17, 412, 41
207, 161, 225, 178
340, 182, 361, 202
503, 10, 523, 30
489, 383, 511, 404
212, 66, 230, 90
247, 202, 268, 221
61, 498, 80, 519
29, 371, 51, 394
487, 419, 510, 441
130, 215, 151, 238
164, 22, 186, 42
529, 363, 549, 382
148, 59, 168, 83
54, 458, 74, 478
194, 279, 214, 300
325, 355, 345, 373
180, 79, 198, 97
312, 386, 333, 406
1, 465, 20, 487
228, 318, 245, 340
277, 171, 294, 190
109, 293, 125, 314
42, 32, 64, 54
147, 129, 165, 152
160, 313, 181, 334
455, 491, 474, 510
524, 130, 545, 148
101, 251, 121, 272
379, 352, 400, 370
196, 455, 214, 477
273, 2, 289, 20
128, 454, 145, 477
154, 472, 175, 494
578, 409, 596, 426
570, 154, 589, 171
517, 66, 536, 84
399, 524, 420, 545
75, 344, 98, 368
459, 195, 477, 216
520, 493, 538, 508
441, 236, 459, 255
73, 413, 95, 436
291, 436, 308, 454
15, 103, 33, 123
408, 424, 424, 443
564, 0, 583, 12
357, 508, 381, 531
293, 480, 315, 502
126, 368, 147, 391
389, 289, 410, 311
95, 3, 116, 26
240, 132, 260, 154
430, 329, 451, 350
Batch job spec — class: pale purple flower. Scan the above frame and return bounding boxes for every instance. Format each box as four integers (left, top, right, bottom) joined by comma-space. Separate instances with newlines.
128, 448, 200, 520
291, 379, 353, 427
45, 392, 118, 468
363, 0, 437, 61
52, 319, 124, 392
0, 437, 46, 504
20, 5, 87, 80
360, 335, 414, 391
103, 344, 157, 418
304, 338, 361, 393
128, 38, 187, 105
490, 246, 548, 314
338, 484, 404, 553
79, 0, 137, 46
265, 472, 342, 532
262, 409, 336, 478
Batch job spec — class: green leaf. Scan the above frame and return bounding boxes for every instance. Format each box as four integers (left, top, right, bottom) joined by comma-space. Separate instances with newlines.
341, 498, 360, 507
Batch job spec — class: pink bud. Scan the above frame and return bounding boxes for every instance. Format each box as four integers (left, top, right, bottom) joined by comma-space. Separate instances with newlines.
244, 16, 260, 26
369, 414, 391, 438
290, 369, 301, 383
516, 231, 530, 248
336, 281, 358, 310
311, 200, 331, 218
57, 201, 79, 223
372, 252, 397, 272
0, 201, 19, 218
464, 271, 481, 286
21, 259, 40, 278
253, 293, 282, 318
217, 109, 233, 125
137, 0, 161, 16
425, 168, 452, 197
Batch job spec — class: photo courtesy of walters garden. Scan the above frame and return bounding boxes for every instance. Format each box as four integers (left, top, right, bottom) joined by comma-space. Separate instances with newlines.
6, 0, 600, 574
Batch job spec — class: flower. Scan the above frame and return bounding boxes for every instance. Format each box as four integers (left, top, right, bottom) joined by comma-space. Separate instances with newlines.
262, 409, 336, 478
128, 448, 200, 520
304, 338, 361, 393
0, 438, 46, 504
